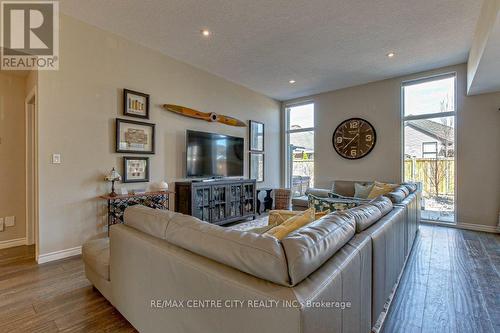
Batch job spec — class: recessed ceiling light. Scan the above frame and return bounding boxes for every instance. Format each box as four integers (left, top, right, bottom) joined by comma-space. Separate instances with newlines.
201, 29, 211, 37
289, 80, 296, 84
387, 52, 395, 58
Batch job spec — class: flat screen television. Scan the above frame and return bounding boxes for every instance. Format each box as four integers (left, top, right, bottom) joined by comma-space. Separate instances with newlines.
186, 130, 244, 178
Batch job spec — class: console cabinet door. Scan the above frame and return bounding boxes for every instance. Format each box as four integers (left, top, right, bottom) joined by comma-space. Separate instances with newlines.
211, 185, 228, 224
228, 184, 243, 219
192, 185, 211, 222
242, 182, 256, 216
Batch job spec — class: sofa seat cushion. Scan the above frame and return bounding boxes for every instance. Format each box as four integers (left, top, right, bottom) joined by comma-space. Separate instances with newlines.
124, 205, 184, 239
348, 204, 383, 233
82, 238, 110, 281
165, 215, 290, 286
281, 211, 356, 285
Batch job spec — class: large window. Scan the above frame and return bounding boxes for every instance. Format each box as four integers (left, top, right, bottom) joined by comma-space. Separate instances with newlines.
402, 74, 456, 223
285, 103, 314, 197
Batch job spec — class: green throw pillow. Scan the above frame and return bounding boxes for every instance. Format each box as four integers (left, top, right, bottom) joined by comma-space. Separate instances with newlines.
308, 194, 360, 212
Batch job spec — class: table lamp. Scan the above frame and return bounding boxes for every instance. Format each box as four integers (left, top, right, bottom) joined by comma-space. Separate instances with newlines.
105, 167, 121, 197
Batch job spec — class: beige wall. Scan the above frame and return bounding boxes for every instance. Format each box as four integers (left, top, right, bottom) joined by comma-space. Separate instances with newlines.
36, 15, 281, 255
285, 64, 500, 229
0, 72, 27, 242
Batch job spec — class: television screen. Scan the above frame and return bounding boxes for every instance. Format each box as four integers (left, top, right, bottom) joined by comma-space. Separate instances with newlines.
186, 130, 244, 178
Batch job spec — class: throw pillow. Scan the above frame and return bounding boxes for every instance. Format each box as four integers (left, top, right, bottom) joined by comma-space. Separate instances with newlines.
268, 209, 331, 226
367, 185, 390, 199
248, 224, 277, 234
327, 192, 353, 199
374, 181, 399, 192
308, 194, 360, 212
265, 208, 315, 240
354, 182, 374, 199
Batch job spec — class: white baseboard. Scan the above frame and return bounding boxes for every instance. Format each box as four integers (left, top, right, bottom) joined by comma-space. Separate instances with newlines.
456, 223, 499, 234
421, 220, 499, 234
37, 246, 82, 264
0, 237, 27, 250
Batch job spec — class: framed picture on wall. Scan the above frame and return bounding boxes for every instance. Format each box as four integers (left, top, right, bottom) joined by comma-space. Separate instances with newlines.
116, 118, 155, 154
123, 89, 150, 119
249, 120, 264, 152
249, 152, 264, 182
123, 157, 150, 183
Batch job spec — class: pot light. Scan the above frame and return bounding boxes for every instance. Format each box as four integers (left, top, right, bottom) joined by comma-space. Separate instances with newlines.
387, 52, 395, 58
289, 80, 296, 84
201, 29, 211, 37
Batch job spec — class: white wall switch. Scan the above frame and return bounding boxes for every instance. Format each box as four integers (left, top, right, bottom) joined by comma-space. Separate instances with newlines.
0, 218, 4, 232
5, 216, 15, 227
52, 153, 61, 164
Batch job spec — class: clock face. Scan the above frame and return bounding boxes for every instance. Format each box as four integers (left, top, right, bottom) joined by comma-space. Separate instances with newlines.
332, 118, 376, 159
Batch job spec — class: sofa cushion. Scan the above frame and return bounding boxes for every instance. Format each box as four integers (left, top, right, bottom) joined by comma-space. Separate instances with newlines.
82, 238, 110, 281
369, 196, 393, 216
402, 182, 418, 193
124, 205, 183, 239
281, 211, 356, 285
308, 194, 360, 212
386, 187, 408, 203
347, 204, 383, 232
265, 208, 315, 240
165, 215, 290, 286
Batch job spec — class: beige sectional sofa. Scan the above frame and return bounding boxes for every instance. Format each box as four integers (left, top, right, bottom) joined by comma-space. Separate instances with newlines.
83, 190, 420, 333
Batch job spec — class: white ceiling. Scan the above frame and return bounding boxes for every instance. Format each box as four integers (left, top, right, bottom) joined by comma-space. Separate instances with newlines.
60, 0, 482, 101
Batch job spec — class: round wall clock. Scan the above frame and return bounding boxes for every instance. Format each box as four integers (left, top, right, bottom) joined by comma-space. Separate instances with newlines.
332, 118, 376, 159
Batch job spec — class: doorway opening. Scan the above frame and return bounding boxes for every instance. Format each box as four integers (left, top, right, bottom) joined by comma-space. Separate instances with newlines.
25, 86, 38, 256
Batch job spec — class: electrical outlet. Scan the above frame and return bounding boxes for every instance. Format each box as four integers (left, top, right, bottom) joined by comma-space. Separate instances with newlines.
52, 153, 61, 164
0, 218, 4, 232
5, 216, 15, 227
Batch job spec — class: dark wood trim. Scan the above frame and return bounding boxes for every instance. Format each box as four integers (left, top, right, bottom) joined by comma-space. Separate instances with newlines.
123, 89, 150, 119
115, 118, 155, 154
122, 156, 150, 183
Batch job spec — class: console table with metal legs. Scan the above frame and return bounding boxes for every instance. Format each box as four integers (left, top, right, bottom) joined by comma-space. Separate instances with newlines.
99, 191, 174, 235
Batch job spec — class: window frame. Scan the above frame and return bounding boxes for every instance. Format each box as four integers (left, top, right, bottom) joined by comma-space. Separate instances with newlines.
401, 72, 458, 224
283, 101, 315, 188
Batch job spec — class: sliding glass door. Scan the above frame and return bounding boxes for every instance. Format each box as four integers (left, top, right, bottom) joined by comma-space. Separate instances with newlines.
402, 74, 456, 223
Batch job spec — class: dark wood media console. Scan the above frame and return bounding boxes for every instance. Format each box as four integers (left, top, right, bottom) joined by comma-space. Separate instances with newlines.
175, 179, 256, 225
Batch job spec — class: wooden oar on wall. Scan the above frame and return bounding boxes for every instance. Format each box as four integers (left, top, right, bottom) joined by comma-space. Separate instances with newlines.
162, 104, 247, 127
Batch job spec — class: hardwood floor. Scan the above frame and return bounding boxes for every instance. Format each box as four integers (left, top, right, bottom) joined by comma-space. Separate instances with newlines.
0, 246, 136, 332
383, 224, 500, 333
0, 224, 498, 332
